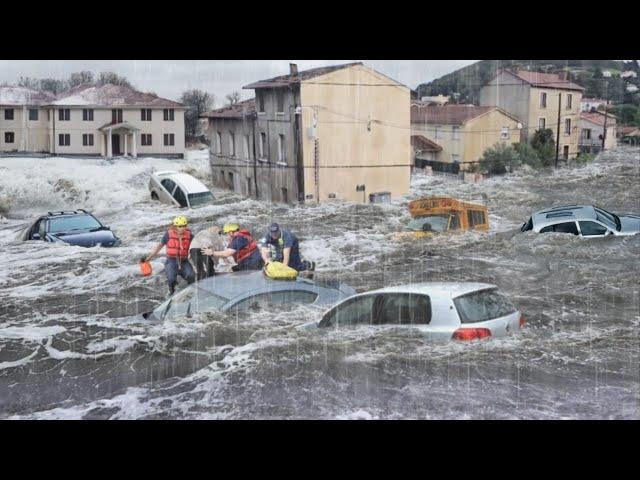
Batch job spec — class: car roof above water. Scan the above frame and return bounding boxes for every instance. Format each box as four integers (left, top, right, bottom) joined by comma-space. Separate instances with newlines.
154, 171, 209, 194
360, 282, 498, 299
532, 205, 598, 226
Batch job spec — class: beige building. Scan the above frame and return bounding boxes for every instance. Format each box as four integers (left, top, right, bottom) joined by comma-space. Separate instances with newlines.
480, 68, 584, 159
1, 84, 186, 157
579, 111, 617, 153
204, 62, 411, 204
1, 87, 55, 153
411, 103, 521, 172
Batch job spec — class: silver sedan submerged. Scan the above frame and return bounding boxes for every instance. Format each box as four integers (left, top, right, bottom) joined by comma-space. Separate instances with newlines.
521, 204, 640, 237
299, 283, 524, 342
143, 270, 357, 321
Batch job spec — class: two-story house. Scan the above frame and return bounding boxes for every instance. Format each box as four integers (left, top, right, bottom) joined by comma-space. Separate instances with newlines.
479, 68, 584, 160
410, 103, 521, 173
579, 111, 617, 153
1, 84, 186, 158
203, 62, 411, 204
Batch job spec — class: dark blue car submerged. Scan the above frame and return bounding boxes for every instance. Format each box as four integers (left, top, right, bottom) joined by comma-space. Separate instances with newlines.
19, 210, 121, 248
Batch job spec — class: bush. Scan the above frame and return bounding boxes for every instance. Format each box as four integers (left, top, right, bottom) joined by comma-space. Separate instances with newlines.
574, 153, 595, 166
531, 129, 556, 167
514, 143, 543, 169
479, 143, 521, 175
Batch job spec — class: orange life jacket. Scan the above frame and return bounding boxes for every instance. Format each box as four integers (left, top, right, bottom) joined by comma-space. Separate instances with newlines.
166, 227, 192, 260
231, 229, 258, 263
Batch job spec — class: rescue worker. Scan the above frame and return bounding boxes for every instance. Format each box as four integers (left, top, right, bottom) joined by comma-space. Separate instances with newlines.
259, 223, 314, 272
202, 223, 263, 272
143, 215, 196, 295
189, 225, 236, 280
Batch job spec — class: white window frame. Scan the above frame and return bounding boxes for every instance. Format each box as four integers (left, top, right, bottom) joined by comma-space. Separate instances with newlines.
229, 131, 235, 157
539, 117, 546, 130
277, 134, 286, 164
82, 133, 94, 146
259, 132, 268, 161
540, 91, 547, 109
243, 134, 250, 160
500, 127, 510, 140
434, 126, 441, 139
564, 118, 571, 136
215, 132, 222, 154
28, 109, 38, 121
566, 94, 572, 110
452, 126, 460, 140
5, 131, 15, 143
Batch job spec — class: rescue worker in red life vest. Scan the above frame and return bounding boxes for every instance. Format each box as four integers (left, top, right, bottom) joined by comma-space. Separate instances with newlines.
202, 223, 264, 272
143, 215, 196, 295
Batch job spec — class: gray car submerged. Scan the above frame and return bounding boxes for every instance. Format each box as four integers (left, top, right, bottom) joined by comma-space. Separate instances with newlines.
143, 270, 357, 321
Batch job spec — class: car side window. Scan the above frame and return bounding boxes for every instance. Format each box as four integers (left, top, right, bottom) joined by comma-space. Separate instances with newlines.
540, 222, 578, 235
376, 293, 431, 325
320, 295, 377, 328
161, 179, 176, 194
38, 220, 47, 239
173, 187, 188, 208
579, 221, 609, 236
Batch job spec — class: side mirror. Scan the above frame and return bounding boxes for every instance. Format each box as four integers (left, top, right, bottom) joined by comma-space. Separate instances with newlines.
32, 233, 41, 240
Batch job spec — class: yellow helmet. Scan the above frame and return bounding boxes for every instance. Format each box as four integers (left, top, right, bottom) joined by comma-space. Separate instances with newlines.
173, 215, 188, 227
223, 223, 239, 234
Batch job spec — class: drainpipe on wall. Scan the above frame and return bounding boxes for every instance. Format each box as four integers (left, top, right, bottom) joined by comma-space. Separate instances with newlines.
293, 87, 305, 203
252, 119, 258, 199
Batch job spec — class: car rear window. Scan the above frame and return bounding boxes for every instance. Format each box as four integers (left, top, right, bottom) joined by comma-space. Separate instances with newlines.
188, 191, 214, 207
454, 288, 516, 324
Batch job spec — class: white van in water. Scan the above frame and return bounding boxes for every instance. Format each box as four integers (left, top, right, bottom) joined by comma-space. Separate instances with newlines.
299, 283, 524, 342
149, 171, 214, 208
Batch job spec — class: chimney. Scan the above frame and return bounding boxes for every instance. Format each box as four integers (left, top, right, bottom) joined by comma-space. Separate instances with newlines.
290, 63, 298, 77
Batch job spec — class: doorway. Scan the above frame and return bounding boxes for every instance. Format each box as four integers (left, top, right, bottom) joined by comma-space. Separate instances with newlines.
112, 135, 121, 156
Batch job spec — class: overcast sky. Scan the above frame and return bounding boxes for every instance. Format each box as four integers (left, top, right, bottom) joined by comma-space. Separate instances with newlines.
0, 60, 476, 106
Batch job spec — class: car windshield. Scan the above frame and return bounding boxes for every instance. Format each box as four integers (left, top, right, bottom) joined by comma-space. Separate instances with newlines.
454, 288, 517, 323
153, 287, 228, 321
407, 215, 450, 232
49, 215, 102, 233
188, 191, 214, 207
594, 207, 620, 231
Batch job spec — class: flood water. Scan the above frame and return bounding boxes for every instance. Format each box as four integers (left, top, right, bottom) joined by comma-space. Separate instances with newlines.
1, 148, 639, 419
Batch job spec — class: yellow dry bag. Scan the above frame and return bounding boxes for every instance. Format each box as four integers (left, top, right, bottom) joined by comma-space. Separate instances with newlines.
264, 261, 298, 280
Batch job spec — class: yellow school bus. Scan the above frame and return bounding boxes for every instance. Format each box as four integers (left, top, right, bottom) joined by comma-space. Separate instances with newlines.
397, 196, 489, 238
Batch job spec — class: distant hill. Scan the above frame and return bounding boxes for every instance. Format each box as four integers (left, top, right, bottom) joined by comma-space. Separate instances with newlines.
416, 60, 639, 105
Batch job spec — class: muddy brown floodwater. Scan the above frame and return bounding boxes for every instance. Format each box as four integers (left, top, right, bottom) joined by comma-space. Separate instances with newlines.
0, 148, 639, 419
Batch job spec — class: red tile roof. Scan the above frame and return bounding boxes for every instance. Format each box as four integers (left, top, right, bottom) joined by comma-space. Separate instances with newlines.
200, 98, 256, 119
411, 135, 442, 151
506, 69, 585, 91
243, 62, 364, 89
580, 111, 617, 127
411, 104, 501, 125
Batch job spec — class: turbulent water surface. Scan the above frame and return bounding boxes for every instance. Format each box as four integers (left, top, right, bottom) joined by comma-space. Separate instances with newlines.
0, 148, 639, 419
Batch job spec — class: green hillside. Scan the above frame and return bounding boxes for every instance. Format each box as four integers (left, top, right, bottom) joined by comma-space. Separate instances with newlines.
416, 60, 639, 105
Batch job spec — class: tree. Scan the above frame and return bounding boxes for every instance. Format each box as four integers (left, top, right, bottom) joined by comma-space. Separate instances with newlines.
531, 128, 556, 166
68, 71, 94, 88
180, 89, 215, 137
479, 143, 521, 175
96, 71, 132, 88
225, 91, 241, 106
17, 77, 40, 90
39, 78, 68, 95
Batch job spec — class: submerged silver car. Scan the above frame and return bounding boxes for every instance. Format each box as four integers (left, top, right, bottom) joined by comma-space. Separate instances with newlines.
299, 283, 524, 342
521, 204, 640, 237
149, 170, 214, 208
142, 270, 356, 321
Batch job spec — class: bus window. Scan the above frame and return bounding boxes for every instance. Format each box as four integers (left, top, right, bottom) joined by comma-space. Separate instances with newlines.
449, 213, 461, 230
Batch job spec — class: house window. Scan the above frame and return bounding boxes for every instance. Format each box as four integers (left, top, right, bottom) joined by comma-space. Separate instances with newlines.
163, 133, 175, 146
277, 134, 285, 163
58, 133, 70, 146
58, 109, 70, 121
565, 118, 571, 135
82, 109, 94, 121
4, 109, 14, 120
434, 126, 441, 139
501, 127, 510, 139
276, 90, 285, 113
112, 109, 123, 124
4, 132, 14, 143
82, 134, 94, 146
566, 94, 573, 110
29, 109, 38, 121
228, 172, 234, 188
582, 129, 591, 140
163, 109, 175, 121
452, 126, 460, 140
244, 134, 250, 159
229, 132, 235, 156
215, 132, 222, 154
141, 134, 152, 146
540, 92, 547, 108
563, 145, 569, 159
260, 132, 267, 159
539, 118, 546, 130
141, 109, 152, 121
258, 93, 265, 113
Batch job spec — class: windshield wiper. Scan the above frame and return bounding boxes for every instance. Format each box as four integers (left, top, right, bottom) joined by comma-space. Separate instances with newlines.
89, 226, 109, 232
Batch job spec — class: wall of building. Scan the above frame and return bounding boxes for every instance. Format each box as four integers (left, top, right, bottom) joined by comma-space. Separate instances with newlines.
299, 65, 411, 203
411, 123, 463, 167
0, 106, 50, 152
528, 88, 581, 159
479, 71, 530, 140
462, 110, 521, 165
579, 119, 617, 151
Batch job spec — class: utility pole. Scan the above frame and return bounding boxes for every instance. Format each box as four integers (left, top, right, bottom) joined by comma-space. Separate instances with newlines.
555, 92, 561, 167
602, 83, 609, 151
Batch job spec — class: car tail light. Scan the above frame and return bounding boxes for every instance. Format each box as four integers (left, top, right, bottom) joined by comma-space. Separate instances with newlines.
519, 312, 525, 328
451, 328, 492, 341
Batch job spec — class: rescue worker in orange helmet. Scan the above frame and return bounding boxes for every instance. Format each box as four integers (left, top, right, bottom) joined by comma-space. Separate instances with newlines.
143, 215, 196, 295
202, 223, 264, 272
